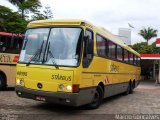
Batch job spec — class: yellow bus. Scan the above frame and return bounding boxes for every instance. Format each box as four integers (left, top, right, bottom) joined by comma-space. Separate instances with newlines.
15, 19, 141, 109
0, 32, 23, 90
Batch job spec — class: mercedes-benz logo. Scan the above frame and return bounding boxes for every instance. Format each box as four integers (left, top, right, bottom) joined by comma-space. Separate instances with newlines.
37, 83, 43, 89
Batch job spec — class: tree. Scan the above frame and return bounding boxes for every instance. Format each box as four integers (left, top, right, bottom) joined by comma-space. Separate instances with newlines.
0, 5, 11, 31
139, 27, 158, 45
7, 0, 41, 19
5, 13, 27, 33
31, 12, 46, 20
1, 1, 54, 33
31, 5, 53, 20
0, 5, 27, 33
43, 5, 53, 19
131, 42, 160, 54
151, 42, 160, 53
131, 42, 152, 54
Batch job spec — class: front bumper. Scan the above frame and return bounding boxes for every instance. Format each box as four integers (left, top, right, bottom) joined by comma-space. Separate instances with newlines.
15, 86, 95, 107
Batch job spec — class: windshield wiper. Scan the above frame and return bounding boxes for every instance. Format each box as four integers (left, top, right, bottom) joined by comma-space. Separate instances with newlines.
46, 42, 59, 69
26, 40, 44, 66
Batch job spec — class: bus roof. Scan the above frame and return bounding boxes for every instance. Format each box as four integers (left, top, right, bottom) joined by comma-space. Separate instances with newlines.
27, 19, 140, 57
0, 32, 23, 37
27, 19, 90, 28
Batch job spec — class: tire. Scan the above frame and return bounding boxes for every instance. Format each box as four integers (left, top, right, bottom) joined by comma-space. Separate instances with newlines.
88, 86, 103, 109
0, 75, 6, 90
129, 81, 134, 94
132, 81, 135, 89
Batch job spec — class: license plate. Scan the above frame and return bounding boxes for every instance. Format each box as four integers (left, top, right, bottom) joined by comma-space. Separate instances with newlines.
36, 96, 46, 101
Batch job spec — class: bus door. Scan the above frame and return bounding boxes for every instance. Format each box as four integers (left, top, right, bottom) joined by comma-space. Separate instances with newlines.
81, 29, 94, 88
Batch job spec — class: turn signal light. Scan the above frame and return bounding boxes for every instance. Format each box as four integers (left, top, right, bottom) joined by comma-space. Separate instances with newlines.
72, 84, 79, 93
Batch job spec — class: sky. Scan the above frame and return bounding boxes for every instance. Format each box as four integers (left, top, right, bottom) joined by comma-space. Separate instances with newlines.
0, 0, 160, 44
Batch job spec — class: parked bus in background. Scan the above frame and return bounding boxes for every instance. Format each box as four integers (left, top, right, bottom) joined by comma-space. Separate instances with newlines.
15, 19, 141, 109
0, 32, 23, 90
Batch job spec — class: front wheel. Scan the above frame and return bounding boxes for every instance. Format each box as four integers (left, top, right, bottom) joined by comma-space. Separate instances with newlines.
87, 86, 103, 109
129, 82, 134, 94
0, 75, 6, 90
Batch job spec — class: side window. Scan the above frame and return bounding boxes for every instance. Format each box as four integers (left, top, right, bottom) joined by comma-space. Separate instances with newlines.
117, 46, 123, 61
83, 29, 94, 68
135, 56, 138, 65
13, 36, 18, 49
96, 35, 108, 57
12, 36, 23, 54
135, 56, 137, 65
133, 54, 136, 65
129, 52, 134, 64
0, 35, 6, 52
136, 56, 141, 66
86, 30, 93, 55
0, 36, 12, 53
0, 35, 23, 54
6, 36, 12, 50
137, 57, 141, 66
108, 41, 116, 59
124, 50, 129, 63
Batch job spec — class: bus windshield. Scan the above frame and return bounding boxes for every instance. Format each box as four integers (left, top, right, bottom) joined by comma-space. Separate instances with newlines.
19, 27, 82, 67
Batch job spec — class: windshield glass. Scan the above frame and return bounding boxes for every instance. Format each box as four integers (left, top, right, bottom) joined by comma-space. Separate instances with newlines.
19, 28, 50, 63
19, 27, 82, 67
44, 28, 82, 66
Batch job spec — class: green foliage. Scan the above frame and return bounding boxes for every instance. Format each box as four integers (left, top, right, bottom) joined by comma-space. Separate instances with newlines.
151, 43, 160, 53
131, 42, 160, 54
139, 27, 157, 45
131, 42, 151, 54
43, 5, 53, 19
0, 5, 11, 31
31, 5, 53, 20
0, 1, 54, 34
5, 14, 28, 33
0, 5, 27, 33
7, 0, 41, 19
31, 12, 46, 20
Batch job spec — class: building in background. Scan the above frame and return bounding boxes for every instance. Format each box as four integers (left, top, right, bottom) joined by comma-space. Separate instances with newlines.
118, 28, 131, 45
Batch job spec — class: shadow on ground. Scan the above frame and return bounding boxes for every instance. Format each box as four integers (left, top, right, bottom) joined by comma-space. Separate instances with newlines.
1, 87, 15, 91
33, 92, 126, 113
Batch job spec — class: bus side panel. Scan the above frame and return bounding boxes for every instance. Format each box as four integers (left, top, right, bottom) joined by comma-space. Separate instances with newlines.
0, 65, 16, 87
0, 53, 19, 87
81, 56, 141, 98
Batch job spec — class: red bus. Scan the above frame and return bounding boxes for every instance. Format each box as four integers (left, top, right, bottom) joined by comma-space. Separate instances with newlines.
0, 32, 23, 90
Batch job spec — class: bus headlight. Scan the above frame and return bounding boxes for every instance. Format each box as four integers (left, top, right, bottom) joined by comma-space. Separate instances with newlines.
58, 84, 72, 92
66, 85, 72, 91
16, 79, 25, 86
